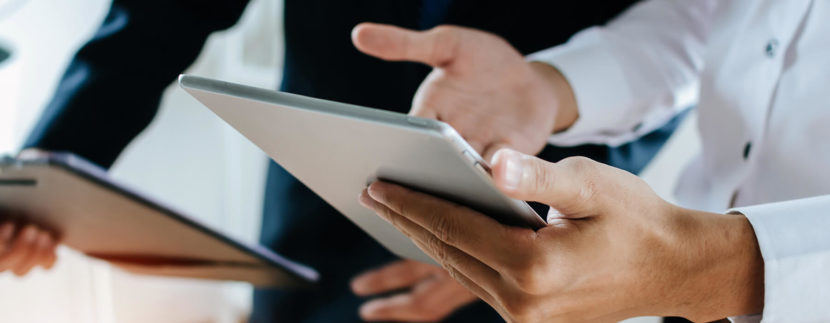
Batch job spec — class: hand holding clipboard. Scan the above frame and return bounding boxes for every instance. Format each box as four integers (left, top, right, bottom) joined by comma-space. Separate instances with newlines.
0, 153, 318, 287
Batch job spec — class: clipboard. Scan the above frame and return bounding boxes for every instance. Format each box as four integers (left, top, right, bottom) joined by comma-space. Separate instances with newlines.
0, 153, 318, 288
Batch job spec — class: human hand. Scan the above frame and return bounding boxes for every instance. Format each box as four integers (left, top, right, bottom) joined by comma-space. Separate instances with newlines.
0, 149, 60, 276
351, 23, 578, 160
359, 149, 764, 322
351, 259, 478, 322
0, 220, 58, 276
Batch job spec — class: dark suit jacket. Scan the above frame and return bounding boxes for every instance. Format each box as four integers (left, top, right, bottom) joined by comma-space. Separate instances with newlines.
25, 1, 682, 322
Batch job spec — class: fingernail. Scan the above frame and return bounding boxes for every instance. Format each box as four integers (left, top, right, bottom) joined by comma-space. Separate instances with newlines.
498, 150, 523, 191
359, 301, 382, 320
353, 24, 383, 50
366, 183, 386, 202
359, 190, 376, 210
350, 276, 371, 295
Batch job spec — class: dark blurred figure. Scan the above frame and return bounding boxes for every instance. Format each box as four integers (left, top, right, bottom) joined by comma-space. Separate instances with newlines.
0, 46, 9, 63
24, 0, 685, 322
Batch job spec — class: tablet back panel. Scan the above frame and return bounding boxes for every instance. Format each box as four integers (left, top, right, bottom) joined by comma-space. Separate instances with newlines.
179, 75, 545, 264
0, 155, 317, 287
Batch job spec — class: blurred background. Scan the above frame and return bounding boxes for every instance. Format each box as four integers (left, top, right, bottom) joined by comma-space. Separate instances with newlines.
0, 0, 700, 322
0, 0, 279, 321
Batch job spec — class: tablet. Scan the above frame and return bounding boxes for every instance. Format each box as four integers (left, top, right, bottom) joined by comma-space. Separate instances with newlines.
179, 75, 546, 264
0, 153, 318, 287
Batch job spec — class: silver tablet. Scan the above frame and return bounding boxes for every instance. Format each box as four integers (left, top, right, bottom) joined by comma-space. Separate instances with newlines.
0, 153, 318, 287
179, 75, 545, 264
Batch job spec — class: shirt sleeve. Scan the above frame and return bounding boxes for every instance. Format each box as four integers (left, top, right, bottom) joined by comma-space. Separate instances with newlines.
729, 195, 830, 322
527, 0, 717, 147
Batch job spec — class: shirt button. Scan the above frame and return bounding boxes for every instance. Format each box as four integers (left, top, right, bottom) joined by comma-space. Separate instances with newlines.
632, 122, 644, 132
743, 141, 752, 160
765, 38, 779, 58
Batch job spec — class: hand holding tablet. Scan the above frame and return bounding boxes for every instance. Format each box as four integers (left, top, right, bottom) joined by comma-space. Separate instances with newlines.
180, 75, 546, 264
0, 219, 57, 276
0, 153, 318, 287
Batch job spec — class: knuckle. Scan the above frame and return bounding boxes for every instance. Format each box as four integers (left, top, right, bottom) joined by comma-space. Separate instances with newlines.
382, 208, 407, 235
428, 211, 455, 245
408, 296, 430, 313
427, 234, 449, 263
559, 156, 594, 173
532, 161, 556, 196
430, 25, 458, 38
444, 266, 461, 281
578, 176, 598, 203
559, 156, 599, 202
511, 265, 544, 294
503, 251, 556, 295
429, 26, 461, 65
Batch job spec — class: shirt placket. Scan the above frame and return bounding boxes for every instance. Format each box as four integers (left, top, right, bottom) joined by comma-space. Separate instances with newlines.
729, 0, 813, 208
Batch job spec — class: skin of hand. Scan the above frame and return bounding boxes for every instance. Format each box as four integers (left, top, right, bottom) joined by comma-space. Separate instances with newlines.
0, 148, 60, 276
0, 220, 58, 276
351, 23, 579, 161
351, 259, 479, 322
348, 22, 576, 319
359, 148, 765, 322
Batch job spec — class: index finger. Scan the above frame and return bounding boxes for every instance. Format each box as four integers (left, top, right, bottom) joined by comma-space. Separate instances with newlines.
351, 23, 459, 68
366, 181, 534, 271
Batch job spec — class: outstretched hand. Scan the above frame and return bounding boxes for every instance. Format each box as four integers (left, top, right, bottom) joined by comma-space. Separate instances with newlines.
352, 23, 578, 161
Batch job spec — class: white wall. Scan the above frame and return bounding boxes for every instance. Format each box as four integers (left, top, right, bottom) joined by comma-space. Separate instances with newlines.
0, 0, 700, 322
0, 0, 111, 155
0, 0, 280, 322
1, 1, 115, 322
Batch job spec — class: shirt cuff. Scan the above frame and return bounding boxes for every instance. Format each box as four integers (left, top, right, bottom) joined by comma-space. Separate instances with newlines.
728, 314, 762, 323
729, 195, 830, 322
527, 28, 639, 147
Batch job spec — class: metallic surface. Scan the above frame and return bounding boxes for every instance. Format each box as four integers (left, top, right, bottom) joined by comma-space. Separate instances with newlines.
180, 74, 545, 264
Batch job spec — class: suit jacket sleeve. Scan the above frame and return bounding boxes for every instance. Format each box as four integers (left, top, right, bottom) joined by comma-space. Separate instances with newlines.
24, 0, 249, 168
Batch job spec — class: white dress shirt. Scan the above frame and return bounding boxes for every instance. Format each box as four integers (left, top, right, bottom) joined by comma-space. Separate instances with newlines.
529, 0, 830, 321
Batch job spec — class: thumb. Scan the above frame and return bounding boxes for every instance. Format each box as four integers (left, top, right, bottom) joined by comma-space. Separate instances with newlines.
490, 149, 601, 216
351, 23, 459, 68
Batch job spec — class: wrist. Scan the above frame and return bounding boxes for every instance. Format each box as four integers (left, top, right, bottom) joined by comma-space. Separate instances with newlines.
528, 61, 578, 133
668, 208, 764, 321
